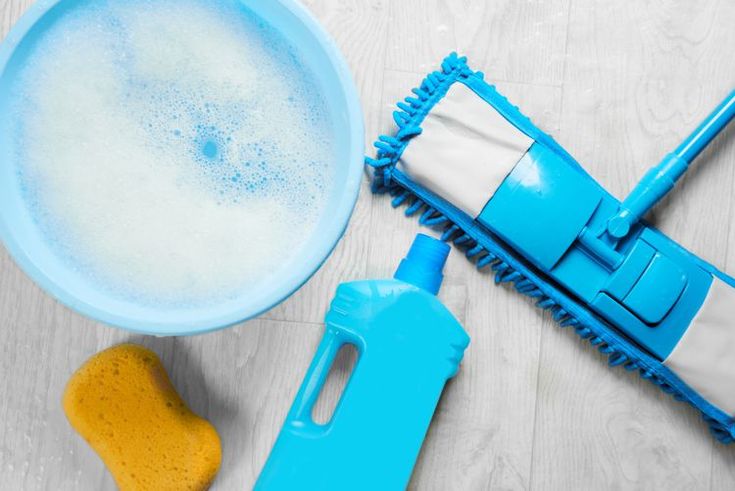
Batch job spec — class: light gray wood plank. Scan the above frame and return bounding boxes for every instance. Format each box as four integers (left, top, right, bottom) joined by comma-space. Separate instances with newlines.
531, 1, 735, 490
384, 0, 457, 74
1, 0, 32, 34
385, 0, 571, 87
711, 443, 735, 491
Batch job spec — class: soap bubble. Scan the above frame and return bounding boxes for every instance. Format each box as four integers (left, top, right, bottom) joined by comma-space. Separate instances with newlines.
8, 0, 336, 306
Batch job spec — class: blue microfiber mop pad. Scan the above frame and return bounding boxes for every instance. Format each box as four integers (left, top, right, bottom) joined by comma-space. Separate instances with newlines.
367, 53, 735, 443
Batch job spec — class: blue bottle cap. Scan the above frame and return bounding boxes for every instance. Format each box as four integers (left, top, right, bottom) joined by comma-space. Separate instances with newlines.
394, 234, 450, 295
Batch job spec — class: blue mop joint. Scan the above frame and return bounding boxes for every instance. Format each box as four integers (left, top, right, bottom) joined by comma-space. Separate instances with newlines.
367, 52, 735, 443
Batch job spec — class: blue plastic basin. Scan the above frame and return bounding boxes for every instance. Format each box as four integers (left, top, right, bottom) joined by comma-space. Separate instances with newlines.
0, 0, 364, 335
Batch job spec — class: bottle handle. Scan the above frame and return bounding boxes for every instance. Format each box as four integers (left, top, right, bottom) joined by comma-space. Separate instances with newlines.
288, 328, 355, 432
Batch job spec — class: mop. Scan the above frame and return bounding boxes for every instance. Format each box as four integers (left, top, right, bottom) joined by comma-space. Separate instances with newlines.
366, 53, 735, 442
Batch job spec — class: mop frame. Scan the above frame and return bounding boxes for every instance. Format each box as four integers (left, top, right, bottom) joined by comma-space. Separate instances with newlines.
366, 53, 735, 443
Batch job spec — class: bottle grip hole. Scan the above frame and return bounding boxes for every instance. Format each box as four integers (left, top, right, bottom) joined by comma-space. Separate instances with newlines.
311, 343, 358, 425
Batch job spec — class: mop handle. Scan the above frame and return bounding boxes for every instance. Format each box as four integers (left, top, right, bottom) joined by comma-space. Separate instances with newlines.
607, 90, 735, 239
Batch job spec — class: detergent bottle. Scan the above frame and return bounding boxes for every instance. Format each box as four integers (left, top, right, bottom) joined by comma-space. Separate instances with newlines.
255, 234, 470, 490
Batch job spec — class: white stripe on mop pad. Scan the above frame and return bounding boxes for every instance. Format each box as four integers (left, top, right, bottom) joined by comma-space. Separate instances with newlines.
665, 277, 735, 416
397, 82, 533, 218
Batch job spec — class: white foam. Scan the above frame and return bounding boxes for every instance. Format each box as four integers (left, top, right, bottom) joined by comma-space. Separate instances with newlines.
8, 0, 335, 306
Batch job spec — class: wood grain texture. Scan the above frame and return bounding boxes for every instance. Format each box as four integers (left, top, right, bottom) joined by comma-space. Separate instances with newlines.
531, 1, 735, 490
1, 0, 734, 489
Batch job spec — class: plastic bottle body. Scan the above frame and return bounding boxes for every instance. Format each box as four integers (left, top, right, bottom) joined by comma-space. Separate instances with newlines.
255, 278, 469, 490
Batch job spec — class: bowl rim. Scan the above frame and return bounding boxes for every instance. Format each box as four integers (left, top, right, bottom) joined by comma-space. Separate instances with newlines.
0, 0, 364, 335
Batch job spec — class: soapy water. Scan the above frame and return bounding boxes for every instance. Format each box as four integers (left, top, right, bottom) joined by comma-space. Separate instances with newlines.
7, 0, 336, 307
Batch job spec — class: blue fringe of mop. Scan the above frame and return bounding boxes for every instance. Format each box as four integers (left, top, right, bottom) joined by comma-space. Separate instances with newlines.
366, 52, 735, 443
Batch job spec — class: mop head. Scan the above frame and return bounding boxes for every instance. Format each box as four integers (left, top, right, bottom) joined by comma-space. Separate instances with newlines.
367, 53, 735, 443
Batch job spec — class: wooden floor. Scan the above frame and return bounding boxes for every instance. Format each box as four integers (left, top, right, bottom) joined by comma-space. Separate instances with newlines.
2, 0, 735, 489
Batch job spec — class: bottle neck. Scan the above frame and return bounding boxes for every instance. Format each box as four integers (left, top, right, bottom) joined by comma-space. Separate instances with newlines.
394, 234, 450, 295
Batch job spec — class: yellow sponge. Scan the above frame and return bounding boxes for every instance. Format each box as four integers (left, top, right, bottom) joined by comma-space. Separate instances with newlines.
63, 344, 222, 490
